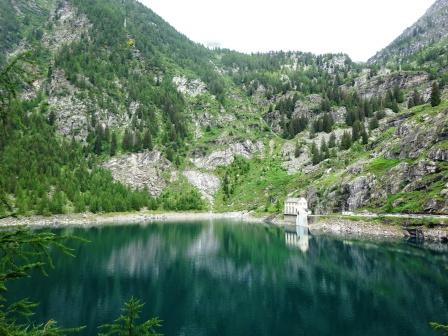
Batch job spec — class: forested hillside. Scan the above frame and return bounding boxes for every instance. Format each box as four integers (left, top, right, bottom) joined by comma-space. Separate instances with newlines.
1, 0, 447, 217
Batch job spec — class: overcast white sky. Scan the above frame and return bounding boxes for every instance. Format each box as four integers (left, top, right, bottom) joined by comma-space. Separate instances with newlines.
140, 0, 435, 62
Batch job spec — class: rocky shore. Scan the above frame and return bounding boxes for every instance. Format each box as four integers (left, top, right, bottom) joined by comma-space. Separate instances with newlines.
0, 211, 261, 228
310, 218, 404, 239
308, 217, 448, 243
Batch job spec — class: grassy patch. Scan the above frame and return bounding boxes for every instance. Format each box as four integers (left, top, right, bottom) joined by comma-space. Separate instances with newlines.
214, 157, 299, 213
383, 192, 424, 213
433, 140, 448, 150
366, 157, 400, 175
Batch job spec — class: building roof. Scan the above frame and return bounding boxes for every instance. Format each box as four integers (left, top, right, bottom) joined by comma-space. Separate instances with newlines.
285, 197, 306, 203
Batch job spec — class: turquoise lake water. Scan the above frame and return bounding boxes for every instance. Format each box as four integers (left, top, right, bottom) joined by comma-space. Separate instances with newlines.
7, 220, 448, 335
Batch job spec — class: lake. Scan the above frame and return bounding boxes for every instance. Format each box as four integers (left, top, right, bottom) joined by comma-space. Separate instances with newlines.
7, 220, 448, 335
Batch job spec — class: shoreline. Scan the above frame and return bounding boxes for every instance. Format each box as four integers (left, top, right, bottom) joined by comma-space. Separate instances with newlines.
0, 211, 263, 228
1, 211, 448, 243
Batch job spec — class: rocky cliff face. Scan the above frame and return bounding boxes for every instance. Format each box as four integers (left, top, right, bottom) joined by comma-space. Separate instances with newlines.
355, 72, 430, 99
103, 151, 172, 197
42, 0, 91, 52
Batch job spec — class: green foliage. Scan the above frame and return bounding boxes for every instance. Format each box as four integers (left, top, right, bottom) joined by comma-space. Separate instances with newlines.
221, 156, 251, 201
0, 0, 446, 219
159, 179, 205, 211
216, 156, 295, 213
0, 111, 156, 215
384, 89, 400, 113
430, 322, 448, 335
0, 56, 156, 217
0, 228, 84, 335
98, 297, 162, 336
142, 129, 153, 151
344, 97, 380, 126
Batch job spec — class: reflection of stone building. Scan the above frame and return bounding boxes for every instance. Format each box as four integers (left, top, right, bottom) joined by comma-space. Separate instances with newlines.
284, 197, 309, 224
285, 226, 309, 253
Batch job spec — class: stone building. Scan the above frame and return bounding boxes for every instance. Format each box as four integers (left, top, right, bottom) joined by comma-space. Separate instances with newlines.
284, 197, 309, 224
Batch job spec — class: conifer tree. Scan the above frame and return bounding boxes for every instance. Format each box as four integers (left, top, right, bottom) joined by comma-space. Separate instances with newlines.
328, 133, 336, 148
294, 141, 302, 158
390, 100, 399, 113
369, 116, 379, 130
340, 131, 352, 150
322, 113, 334, 133
408, 89, 421, 108
104, 126, 111, 143
110, 132, 118, 156
393, 85, 404, 103
361, 125, 369, 145
345, 110, 355, 126
320, 138, 329, 160
122, 129, 132, 152
48, 110, 56, 125
320, 97, 331, 112
311, 143, 321, 165
98, 297, 162, 336
431, 82, 441, 107
94, 135, 102, 155
133, 131, 142, 152
142, 129, 153, 151
352, 121, 362, 142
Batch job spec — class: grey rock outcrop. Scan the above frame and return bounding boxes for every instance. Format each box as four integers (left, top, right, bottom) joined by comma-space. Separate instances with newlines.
356, 72, 429, 99
341, 175, 377, 212
183, 170, 220, 204
48, 69, 132, 140
173, 76, 206, 97
281, 143, 311, 174
48, 70, 90, 139
191, 140, 264, 170
429, 147, 448, 161
331, 106, 347, 124
194, 112, 236, 129
42, 0, 91, 52
103, 151, 172, 197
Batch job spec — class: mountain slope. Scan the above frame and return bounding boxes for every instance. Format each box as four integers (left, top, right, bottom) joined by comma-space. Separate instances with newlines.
0, 0, 447, 216
369, 0, 448, 66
